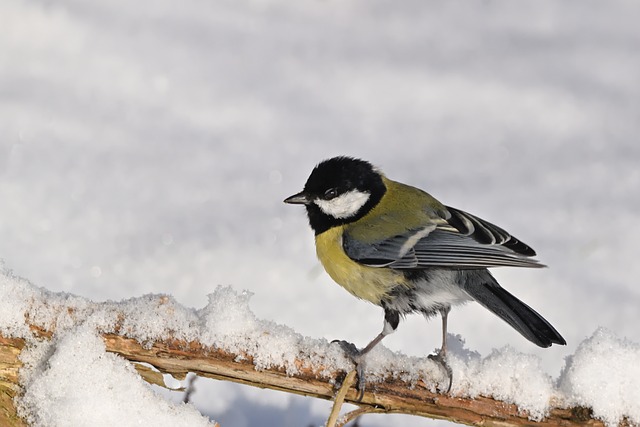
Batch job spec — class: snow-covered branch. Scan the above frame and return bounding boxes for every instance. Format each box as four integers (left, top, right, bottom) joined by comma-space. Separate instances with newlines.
0, 329, 613, 427
2, 273, 640, 426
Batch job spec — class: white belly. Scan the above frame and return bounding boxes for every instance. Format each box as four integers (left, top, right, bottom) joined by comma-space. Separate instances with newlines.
385, 269, 473, 315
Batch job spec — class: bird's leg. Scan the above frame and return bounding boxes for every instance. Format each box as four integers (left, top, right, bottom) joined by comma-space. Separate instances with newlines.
427, 306, 453, 393
333, 332, 382, 401
333, 308, 399, 401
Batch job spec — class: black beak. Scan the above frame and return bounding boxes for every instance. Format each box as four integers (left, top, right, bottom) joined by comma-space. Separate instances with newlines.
284, 191, 311, 205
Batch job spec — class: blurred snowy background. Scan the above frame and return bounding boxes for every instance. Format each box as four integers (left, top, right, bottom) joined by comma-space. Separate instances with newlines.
1, 0, 639, 425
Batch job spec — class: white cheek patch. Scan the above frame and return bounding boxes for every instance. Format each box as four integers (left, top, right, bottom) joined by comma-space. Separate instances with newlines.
314, 190, 371, 219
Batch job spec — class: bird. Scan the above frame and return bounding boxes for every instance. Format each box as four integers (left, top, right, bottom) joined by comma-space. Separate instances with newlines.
284, 156, 565, 396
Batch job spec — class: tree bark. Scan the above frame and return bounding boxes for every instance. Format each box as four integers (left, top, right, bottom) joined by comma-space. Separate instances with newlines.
0, 335, 27, 427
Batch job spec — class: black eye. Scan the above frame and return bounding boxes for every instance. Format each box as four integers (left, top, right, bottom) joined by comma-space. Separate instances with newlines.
323, 188, 338, 200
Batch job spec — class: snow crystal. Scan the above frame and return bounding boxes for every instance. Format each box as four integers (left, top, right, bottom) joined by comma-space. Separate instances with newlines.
450, 339, 554, 421
0, 271, 35, 337
558, 328, 640, 426
17, 324, 216, 427
358, 343, 444, 392
0, 269, 95, 337
199, 286, 304, 371
199, 286, 351, 375
106, 294, 201, 346
199, 286, 260, 347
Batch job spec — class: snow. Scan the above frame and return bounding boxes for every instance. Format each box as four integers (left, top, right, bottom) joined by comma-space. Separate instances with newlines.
1, 0, 640, 425
559, 329, 640, 427
17, 324, 215, 427
3, 270, 640, 425
448, 339, 554, 421
198, 286, 340, 374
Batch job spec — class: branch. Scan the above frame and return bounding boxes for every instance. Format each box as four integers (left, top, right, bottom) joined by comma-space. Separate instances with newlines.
0, 335, 27, 427
0, 329, 608, 427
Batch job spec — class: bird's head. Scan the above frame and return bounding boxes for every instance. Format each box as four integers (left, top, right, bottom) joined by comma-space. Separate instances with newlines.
284, 156, 386, 234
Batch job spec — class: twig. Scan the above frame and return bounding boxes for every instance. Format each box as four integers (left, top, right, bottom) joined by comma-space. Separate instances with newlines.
326, 370, 357, 427
183, 374, 198, 404
337, 407, 376, 427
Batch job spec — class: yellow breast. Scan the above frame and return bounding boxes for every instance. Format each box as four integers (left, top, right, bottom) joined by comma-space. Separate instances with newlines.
315, 226, 404, 305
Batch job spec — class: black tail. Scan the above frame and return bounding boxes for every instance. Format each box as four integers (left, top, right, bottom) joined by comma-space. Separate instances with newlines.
464, 272, 566, 347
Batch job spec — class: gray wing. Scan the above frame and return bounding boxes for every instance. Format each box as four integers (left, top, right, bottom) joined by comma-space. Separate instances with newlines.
343, 206, 544, 269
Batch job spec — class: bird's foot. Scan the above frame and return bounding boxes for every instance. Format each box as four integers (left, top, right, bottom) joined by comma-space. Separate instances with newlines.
332, 340, 367, 401
428, 351, 453, 394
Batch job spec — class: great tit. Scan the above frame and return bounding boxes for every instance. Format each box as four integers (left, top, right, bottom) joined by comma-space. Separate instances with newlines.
284, 156, 565, 395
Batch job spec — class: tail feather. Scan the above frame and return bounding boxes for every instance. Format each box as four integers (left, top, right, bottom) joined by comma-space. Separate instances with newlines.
464, 272, 566, 347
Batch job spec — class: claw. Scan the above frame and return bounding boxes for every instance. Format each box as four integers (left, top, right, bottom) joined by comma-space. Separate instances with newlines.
331, 340, 367, 401
428, 351, 453, 393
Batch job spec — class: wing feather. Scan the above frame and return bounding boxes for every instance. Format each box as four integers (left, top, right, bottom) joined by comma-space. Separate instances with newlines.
343, 206, 543, 269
